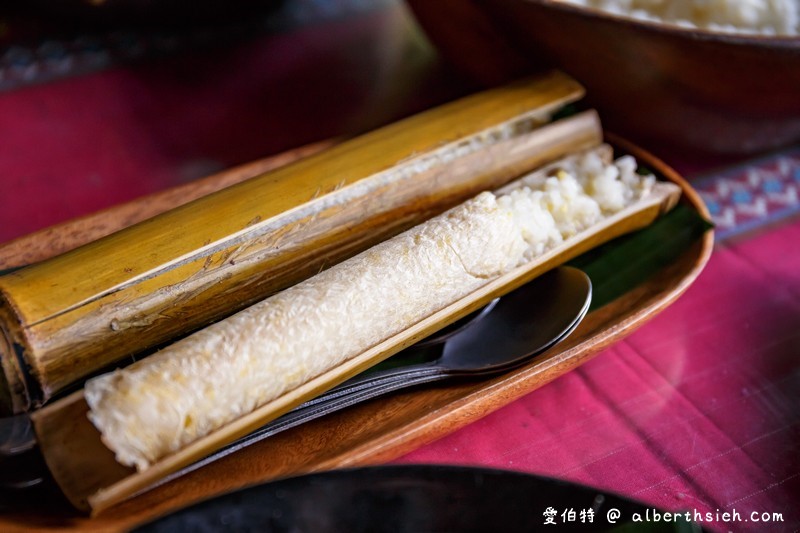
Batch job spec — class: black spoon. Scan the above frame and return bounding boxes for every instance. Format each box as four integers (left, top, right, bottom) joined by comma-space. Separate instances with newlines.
149, 266, 591, 491
302, 265, 590, 407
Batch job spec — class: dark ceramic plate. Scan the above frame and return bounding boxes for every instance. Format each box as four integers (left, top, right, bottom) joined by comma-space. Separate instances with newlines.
135, 465, 702, 532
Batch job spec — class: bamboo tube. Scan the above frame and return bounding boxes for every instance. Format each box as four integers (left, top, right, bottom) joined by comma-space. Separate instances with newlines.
0, 71, 600, 414
32, 177, 682, 513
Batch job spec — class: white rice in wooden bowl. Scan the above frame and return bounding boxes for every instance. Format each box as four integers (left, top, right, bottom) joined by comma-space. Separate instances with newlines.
558, 0, 800, 35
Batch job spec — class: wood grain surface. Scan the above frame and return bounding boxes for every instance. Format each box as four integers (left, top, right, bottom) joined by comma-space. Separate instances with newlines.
0, 137, 712, 531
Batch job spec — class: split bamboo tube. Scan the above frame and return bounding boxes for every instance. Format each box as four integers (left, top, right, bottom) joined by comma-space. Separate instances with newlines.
0, 71, 599, 414
33, 177, 682, 513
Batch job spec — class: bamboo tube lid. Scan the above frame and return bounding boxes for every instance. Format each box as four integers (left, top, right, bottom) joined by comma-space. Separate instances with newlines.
0, 71, 596, 414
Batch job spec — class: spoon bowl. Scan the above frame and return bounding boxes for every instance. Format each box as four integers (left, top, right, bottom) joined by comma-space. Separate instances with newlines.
440, 266, 590, 373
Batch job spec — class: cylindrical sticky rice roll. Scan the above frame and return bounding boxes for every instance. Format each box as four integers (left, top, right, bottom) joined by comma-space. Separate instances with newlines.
85, 191, 529, 471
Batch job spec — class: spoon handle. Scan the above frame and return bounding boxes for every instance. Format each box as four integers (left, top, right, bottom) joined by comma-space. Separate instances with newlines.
149, 370, 449, 493
265, 371, 446, 437
299, 363, 444, 408
296, 300, 498, 409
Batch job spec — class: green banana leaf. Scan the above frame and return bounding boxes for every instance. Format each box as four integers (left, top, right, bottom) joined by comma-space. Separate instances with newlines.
569, 203, 713, 311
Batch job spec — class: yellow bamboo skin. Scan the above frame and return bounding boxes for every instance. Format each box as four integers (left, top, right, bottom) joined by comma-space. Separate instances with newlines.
0, 71, 597, 414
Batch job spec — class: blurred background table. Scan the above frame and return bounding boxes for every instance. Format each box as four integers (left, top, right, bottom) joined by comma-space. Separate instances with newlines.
1, 1, 797, 531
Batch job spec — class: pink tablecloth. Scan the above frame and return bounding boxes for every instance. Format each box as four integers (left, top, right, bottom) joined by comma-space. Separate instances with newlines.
396, 217, 800, 531
1, 2, 797, 531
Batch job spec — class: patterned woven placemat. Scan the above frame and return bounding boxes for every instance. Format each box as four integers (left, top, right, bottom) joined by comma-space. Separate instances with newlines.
693, 146, 800, 241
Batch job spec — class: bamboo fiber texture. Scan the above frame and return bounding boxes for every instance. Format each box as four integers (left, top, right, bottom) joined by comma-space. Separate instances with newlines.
0, 71, 598, 414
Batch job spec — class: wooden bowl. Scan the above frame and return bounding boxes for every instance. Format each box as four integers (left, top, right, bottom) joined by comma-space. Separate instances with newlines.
406, 0, 800, 154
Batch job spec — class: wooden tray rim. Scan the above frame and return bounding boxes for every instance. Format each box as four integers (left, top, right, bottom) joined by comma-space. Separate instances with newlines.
0, 135, 713, 531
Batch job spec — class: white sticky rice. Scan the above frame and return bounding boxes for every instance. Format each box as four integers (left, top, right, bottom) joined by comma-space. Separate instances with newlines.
558, 0, 800, 35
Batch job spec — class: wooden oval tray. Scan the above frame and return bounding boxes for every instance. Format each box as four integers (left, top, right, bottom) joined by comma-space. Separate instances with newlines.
0, 136, 713, 532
